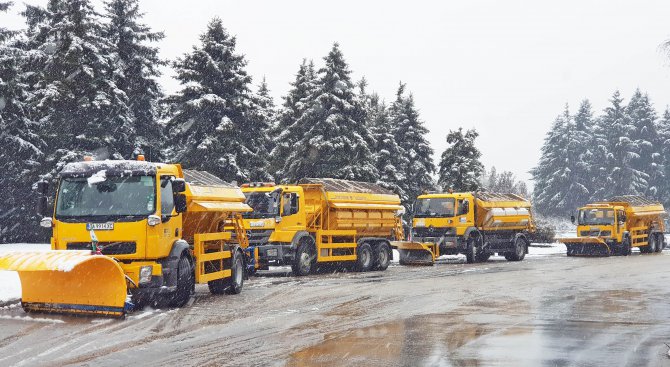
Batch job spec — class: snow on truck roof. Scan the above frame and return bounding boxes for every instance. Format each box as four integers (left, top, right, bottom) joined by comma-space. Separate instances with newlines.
477, 192, 528, 202
299, 178, 395, 195
608, 195, 661, 207
183, 170, 234, 188
60, 160, 158, 177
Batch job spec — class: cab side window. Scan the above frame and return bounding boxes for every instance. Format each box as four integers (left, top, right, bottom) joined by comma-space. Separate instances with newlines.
282, 193, 299, 216
457, 199, 469, 215
161, 177, 175, 216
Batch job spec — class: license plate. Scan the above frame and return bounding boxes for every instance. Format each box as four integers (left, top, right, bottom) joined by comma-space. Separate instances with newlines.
266, 248, 278, 257
86, 222, 114, 231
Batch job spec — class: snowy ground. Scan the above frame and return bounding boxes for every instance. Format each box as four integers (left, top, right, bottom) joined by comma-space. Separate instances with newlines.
0, 242, 566, 304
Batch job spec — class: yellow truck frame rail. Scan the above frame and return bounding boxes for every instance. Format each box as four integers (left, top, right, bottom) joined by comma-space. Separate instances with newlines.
0, 158, 251, 317
558, 195, 667, 256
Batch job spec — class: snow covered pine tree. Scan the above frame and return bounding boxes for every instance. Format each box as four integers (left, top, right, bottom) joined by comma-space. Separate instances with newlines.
0, 1, 47, 242
104, 0, 166, 160
282, 43, 378, 182
437, 128, 483, 192
165, 18, 271, 183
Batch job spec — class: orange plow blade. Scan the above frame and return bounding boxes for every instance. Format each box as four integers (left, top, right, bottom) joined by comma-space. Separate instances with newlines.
0, 251, 128, 317
391, 241, 435, 265
557, 237, 611, 257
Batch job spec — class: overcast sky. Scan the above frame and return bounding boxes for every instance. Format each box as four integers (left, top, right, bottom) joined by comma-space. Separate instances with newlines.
3, 0, 670, 185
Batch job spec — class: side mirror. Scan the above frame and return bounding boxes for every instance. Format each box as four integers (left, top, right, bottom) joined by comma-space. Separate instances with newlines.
290, 194, 299, 215
36, 196, 48, 216
172, 178, 186, 193
174, 194, 187, 213
619, 214, 626, 223
570, 215, 575, 224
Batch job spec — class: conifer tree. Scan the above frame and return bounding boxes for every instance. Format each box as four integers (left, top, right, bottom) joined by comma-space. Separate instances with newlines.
282, 43, 378, 182
598, 91, 644, 196
532, 106, 582, 215
658, 107, 670, 205
390, 83, 435, 207
0, 1, 47, 242
626, 89, 662, 197
165, 18, 271, 183
271, 60, 317, 180
104, 0, 165, 160
25, 0, 135, 181
363, 90, 408, 199
437, 128, 483, 192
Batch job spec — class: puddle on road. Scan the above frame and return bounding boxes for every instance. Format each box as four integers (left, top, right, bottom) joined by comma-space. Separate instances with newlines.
288, 290, 670, 367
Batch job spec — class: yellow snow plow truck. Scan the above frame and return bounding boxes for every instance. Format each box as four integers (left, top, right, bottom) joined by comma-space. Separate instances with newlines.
0, 157, 251, 317
241, 178, 404, 276
394, 192, 535, 265
558, 196, 666, 256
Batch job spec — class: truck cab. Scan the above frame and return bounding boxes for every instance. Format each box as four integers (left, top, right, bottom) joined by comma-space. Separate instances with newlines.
411, 192, 474, 255
573, 204, 626, 244
241, 183, 306, 269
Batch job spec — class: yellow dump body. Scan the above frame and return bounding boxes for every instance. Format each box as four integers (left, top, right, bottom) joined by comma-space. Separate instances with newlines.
300, 179, 403, 236
558, 196, 667, 256
473, 192, 534, 231
0, 160, 251, 317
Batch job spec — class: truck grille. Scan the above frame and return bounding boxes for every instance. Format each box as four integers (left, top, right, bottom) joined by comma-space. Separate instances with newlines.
580, 230, 611, 237
412, 227, 454, 238
246, 229, 273, 245
67, 242, 136, 255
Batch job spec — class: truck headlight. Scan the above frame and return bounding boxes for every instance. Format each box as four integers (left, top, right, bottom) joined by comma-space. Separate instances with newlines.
139, 266, 153, 284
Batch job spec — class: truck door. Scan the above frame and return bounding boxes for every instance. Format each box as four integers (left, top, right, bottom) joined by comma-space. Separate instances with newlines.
157, 176, 179, 253
280, 191, 305, 230
456, 198, 475, 229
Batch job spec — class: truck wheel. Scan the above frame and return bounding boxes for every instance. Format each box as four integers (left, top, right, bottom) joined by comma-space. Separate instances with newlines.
505, 237, 526, 261
465, 234, 480, 264
476, 252, 491, 262
656, 233, 665, 252
292, 238, 315, 276
169, 255, 194, 307
640, 234, 654, 254
373, 243, 392, 271
225, 251, 244, 294
356, 243, 374, 272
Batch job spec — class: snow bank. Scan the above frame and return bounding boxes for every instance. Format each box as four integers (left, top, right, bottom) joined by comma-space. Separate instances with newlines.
0, 243, 50, 303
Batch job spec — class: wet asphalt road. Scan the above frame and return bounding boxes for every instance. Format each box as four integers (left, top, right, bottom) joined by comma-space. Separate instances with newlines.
1, 247, 670, 367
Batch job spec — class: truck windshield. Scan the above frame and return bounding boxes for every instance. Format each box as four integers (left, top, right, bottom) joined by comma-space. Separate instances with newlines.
243, 191, 280, 218
56, 175, 156, 219
578, 208, 615, 226
414, 198, 455, 218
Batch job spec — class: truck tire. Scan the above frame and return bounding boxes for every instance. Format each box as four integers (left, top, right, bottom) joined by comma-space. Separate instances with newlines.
373, 242, 392, 271
504, 237, 526, 262
169, 255, 194, 307
356, 243, 374, 272
640, 234, 655, 254
656, 233, 665, 252
208, 250, 244, 295
476, 252, 491, 262
292, 238, 315, 276
465, 234, 481, 264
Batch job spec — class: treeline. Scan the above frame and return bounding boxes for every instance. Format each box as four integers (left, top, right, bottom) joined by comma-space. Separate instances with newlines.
532, 90, 670, 216
0, 0, 450, 242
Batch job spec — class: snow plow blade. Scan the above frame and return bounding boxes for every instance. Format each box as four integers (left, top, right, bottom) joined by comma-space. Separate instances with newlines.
392, 241, 435, 265
557, 237, 611, 257
0, 251, 128, 317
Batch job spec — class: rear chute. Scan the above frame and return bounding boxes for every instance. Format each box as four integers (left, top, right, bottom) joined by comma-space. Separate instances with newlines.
0, 251, 128, 317
392, 241, 436, 265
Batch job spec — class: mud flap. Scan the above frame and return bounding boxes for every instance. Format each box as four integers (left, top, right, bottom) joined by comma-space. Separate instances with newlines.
391, 241, 435, 265
0, 251, 128, 317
